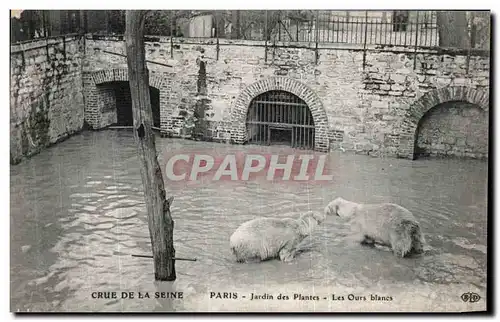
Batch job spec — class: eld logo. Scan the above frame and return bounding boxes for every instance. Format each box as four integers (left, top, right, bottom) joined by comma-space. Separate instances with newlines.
161, 149, 334, 184
461, 292, 481, 303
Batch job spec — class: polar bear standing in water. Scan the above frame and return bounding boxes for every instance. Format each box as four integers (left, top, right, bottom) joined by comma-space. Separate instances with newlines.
230, 211, 325, 263
325, 197, 425, 258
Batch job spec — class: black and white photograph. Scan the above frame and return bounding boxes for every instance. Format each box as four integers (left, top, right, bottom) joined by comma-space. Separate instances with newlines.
7, 3, 492, 314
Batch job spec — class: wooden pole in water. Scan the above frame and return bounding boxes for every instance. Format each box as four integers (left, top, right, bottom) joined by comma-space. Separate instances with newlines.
125, 10, 176, 281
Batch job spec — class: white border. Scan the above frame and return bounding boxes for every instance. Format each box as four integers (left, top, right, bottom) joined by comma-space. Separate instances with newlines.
2, 1, 498, 321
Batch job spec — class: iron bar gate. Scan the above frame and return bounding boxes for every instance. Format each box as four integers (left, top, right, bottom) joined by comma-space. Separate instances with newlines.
246, 90, 315, 149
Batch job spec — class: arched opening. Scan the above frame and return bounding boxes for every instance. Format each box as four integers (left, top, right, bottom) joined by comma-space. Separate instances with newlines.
245, 90, 315, 149
96, 81, 161, 128
414, 101, 488, 159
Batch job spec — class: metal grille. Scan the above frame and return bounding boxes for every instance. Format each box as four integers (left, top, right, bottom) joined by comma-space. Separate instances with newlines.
246, 90, 315, 149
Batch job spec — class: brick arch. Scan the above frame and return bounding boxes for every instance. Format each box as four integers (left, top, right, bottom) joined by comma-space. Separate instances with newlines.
89, 68, 164, 89
230, 77, 329, 152
398, 86, 489, 159
83, 69, 171, 130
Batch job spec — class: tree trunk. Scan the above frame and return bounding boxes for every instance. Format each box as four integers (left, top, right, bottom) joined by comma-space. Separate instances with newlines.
125, 10, 176, 281
436, 11, 470, 48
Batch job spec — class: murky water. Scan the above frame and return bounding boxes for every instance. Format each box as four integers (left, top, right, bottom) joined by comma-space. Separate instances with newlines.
10, 130, 488, 312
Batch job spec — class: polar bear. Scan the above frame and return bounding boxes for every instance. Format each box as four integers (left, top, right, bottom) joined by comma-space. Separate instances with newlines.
230, 211, 325, 263
325, 197, 425, 258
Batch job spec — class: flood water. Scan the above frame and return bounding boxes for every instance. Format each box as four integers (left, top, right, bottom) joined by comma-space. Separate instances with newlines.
10, 130, 488, 312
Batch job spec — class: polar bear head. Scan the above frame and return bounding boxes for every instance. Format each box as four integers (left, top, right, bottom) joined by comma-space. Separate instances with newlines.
297, 211, 325, 236
325, 197, 356, 218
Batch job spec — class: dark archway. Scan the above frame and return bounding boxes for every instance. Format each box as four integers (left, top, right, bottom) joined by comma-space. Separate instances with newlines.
414, 100, 488, 159
230, 77, 329, 152
397, 86, 489, 159
96, 81, 160, 128
245, 90, 315, 149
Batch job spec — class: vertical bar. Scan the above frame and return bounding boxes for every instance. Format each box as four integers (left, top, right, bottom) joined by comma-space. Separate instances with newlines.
325, 12, 329, 42
363, 11, 368, 70
358, 16, 361, 43
263, 102, 266, 144
335, 16, 339, 43
305, 109, 309, 148
287, 101, 290, 124
350, 16, 353, 43
345, 14, 349, 43
307, 110, 312, 149
278, 11, 282, 42
295, 13, 299, 42
267, 99, 276, 123
216, 37, 220, 61
257, 103, 260, 145
202, 16, 206, 38
262, 102, 265, 144
284, 101, 287, 125
404, 13, 408, 46
324, 13, 328, 43
256, 102, 260, 144
248, 105, 251, 144
69, 10, 74, 34
75, 10, 81, 34
340, 15, 343, 43
297, 106, 301, 148
280, 103, 283, 124
170, 15, 174, 59
384, 13, 388, 45
264, 10, 268, 62
301, 106, 305, 148
214, 12, 220, 58
413, 12, 419, 70
342, 13, 345, 43
42, 10, 47, 38
272, 99, 275, 123
322, 12, 325, 43
83, 10, 88, 35
318, 12, 322, 43
262, 103, 271, 143
423, 11, 428, 47
399, 13, 403, 45
466, 24, 472, 75
252, 103, 257, 144
429, 11, 433, 47
356, 16, 359, 43
105, 10, 109, 34
315, 11, 320, 44
389, 12, 393, 45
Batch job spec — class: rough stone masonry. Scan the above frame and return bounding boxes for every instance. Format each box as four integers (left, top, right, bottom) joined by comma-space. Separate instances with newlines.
10, 34, 490, 164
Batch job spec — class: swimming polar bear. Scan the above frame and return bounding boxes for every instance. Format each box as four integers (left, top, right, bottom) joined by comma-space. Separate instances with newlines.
230, 211, 325, 263
325, 197, 425, 258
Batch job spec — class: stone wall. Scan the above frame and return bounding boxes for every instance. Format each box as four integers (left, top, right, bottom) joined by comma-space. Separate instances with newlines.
83, 35, 489, 159
11, 34, 489, 163
360, 49, 490, 158
10, 35, 85, 164
416, 101, 488, 159
96, 84, 117, 128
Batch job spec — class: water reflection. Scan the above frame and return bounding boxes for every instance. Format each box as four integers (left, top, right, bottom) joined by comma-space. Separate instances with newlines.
10, 130, 488, 312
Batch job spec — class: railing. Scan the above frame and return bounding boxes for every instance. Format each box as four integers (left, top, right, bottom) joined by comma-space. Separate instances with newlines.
10, 10, 490, 52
